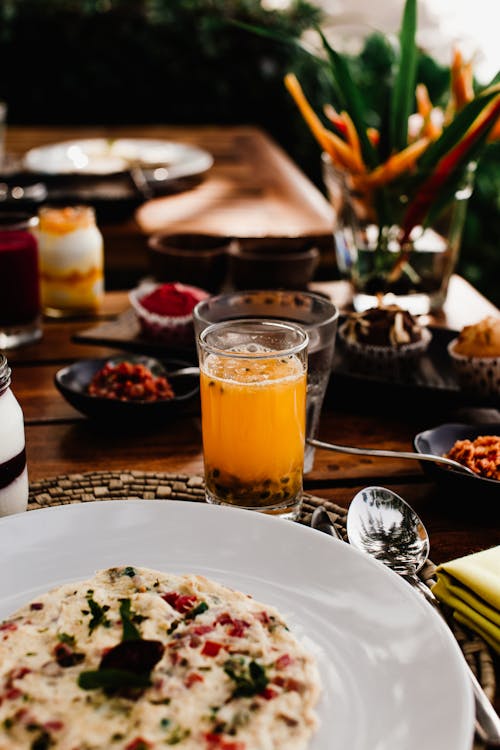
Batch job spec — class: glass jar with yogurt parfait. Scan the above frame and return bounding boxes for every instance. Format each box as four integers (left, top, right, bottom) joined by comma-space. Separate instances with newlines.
0, 355, 29, 516
36, 205, 104, 317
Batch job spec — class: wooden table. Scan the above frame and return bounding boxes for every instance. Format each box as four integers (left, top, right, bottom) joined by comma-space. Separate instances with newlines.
4, 125, 335, 287
2, 124, 500, 738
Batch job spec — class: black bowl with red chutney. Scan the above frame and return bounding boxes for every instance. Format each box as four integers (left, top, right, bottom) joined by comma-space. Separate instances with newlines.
55, 355, 199, 423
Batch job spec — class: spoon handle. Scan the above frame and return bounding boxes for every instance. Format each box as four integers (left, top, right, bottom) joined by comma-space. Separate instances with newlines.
405, 573, 500, 746
307, 438, 476, 476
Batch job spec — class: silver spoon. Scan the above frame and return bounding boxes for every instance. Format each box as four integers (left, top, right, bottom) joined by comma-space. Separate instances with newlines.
165, 366, 200, 378
310, 506, 343, 541
307, 437, 477, 476
346, 486, 500, 746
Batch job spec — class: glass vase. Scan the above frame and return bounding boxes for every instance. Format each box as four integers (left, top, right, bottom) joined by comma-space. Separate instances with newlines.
322, 154, 475, 315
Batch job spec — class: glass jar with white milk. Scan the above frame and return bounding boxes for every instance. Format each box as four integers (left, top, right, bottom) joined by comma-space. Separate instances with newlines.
0, 355, 29, 516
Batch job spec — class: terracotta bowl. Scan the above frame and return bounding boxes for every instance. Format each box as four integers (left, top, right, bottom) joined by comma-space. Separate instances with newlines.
148, 232, 233, 293
227, 237, 320, 290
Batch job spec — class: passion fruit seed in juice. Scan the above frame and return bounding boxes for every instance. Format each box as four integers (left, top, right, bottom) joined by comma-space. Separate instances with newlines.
200, 352, 306, 508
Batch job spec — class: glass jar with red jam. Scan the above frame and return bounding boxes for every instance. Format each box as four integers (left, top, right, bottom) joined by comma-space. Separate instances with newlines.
0, 355, 28, 516
0, 212, 42, 348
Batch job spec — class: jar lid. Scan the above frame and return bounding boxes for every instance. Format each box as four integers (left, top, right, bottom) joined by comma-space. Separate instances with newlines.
38, 205, 96, 234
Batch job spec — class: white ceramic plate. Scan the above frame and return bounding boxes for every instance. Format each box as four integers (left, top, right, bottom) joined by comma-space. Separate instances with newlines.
23, 138, 214, 177
0, 500, 473, 750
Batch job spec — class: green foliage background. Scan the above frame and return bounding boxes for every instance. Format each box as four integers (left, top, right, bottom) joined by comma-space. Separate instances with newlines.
0, 0, 498, 305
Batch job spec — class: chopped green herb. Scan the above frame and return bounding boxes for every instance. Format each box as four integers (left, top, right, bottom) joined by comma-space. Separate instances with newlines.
224, 659, 268, 698
3, 717, 13, 730
86, 597, 110, 634
167, 620, 180, 635
57, 633, 76, 646
185, 601, 208, 621
122, 566, 137, 578
160, 718, 171, 729
119, 598, 142, 641
166, 726, 190, 745
111, 734, 124, 742
78, 668, 151, 692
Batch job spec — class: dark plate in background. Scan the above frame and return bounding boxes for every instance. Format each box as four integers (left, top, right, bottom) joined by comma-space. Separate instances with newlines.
55, 355, 199, 423
414, 422, 500, 503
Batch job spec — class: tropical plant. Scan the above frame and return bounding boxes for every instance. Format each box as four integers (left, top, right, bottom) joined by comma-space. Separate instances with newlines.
241, 0, 500, 299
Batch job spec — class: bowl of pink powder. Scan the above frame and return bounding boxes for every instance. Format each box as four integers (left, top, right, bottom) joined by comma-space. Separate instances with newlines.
129, 281, 209, 346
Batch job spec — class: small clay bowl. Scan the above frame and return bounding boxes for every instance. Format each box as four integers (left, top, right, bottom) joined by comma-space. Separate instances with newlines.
148, 233, 233, 293
227, 237, 320, 290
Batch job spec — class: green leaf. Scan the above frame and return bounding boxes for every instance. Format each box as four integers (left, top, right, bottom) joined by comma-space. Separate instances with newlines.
77, 668, 151, 692
86, 597, 110, 634
419, 86, 500, 171
224, 659, 269, 698
316, 28, 378, 168
230, 18, 319, 61
390, 0, 418, 152
119, 598, 142, 641
185, 601, 209, 621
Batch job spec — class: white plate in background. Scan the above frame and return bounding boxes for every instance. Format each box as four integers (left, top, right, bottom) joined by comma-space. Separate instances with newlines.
23, 137, 214, 178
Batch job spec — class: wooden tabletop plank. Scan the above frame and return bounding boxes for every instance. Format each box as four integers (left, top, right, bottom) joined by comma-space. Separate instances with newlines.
5, 124, 334, 238
5, 125, 335, 284
24, 419, 204, 483
20, 391, 443, 482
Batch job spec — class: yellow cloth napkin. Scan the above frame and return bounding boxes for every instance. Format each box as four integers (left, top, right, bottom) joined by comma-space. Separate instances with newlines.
431, 545, 500, 654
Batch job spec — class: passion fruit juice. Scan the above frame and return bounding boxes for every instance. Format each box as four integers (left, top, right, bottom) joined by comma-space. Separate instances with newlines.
200, 351, 306, 512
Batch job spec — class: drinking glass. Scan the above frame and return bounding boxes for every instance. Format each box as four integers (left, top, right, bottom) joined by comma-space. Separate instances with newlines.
193, 290, 339, 473
197, 319, 308, 519
0, 213, 42, 349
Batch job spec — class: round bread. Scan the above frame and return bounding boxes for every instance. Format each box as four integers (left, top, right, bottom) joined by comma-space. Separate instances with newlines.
0, 566, 320, 750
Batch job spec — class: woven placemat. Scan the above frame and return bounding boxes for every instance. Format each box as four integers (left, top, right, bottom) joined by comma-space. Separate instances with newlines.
29, 470, 496, 718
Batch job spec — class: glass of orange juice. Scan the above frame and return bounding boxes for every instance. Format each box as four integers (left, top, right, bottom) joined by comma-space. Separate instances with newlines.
198, 319, 308, 519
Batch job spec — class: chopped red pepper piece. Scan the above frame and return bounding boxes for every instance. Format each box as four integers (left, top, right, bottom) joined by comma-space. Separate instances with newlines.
201, 640, 223, 657
192, 624, 215, 636
5, 688, 22, 700
0, 622, 17, 632
204, 733, 246, 750
184, 672, 204, 688
44, 721, 64, 732
261, 687, 278, 700
274, 654, 293, 670
228, 619, 250, 638
125, 738, 152, 750
215, 612, 233, 626
162, 592, 197, 613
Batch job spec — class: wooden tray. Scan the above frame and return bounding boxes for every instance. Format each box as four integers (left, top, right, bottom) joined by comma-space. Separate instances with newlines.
73, 314, 497, 408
